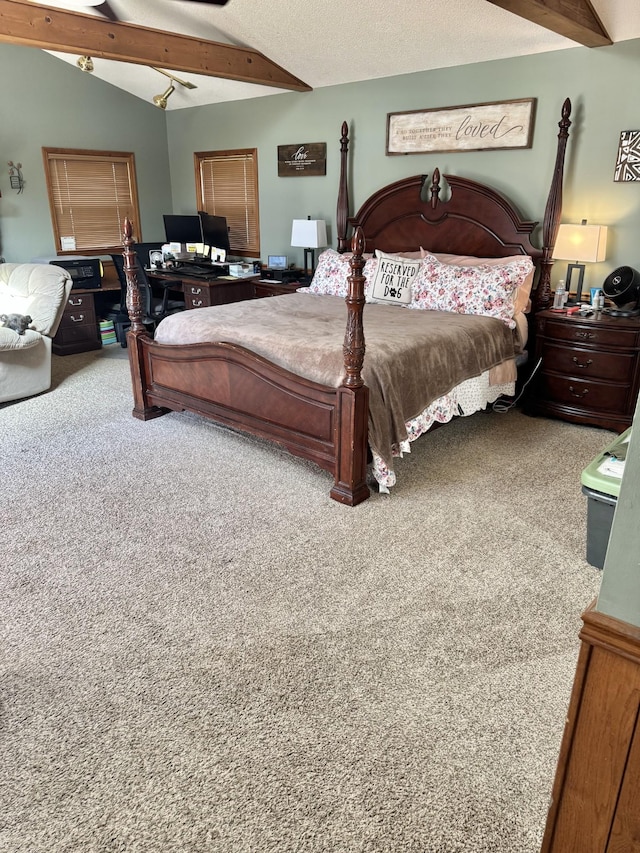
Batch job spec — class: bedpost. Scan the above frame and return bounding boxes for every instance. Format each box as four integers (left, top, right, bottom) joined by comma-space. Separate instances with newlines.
336, 121, 350, 254
343, 226, 366, 388
330, 226, 369, 506
535, 98, 572, 310
123, 217, 144, 334
123, 217, 167, 421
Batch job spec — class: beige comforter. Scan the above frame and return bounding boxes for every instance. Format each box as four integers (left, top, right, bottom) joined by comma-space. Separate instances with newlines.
155, 292, 522, 468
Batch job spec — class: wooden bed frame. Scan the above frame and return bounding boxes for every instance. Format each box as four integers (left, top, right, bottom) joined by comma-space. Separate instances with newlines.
123, 98, 572, 506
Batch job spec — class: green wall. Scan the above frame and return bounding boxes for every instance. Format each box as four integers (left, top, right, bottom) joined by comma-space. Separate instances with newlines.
2, 38, 639, 284
0, 43, 172, 262
165, 38, 640, 282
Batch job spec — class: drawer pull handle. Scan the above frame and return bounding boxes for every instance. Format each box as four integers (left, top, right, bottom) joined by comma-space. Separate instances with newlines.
69, 298, 83, 307
575, 331, 596, 340
70, 314, 84, 322
191, 287, 202, 295
569, 385, 589, 398
193, 300, 203, 307
572, 357, 593, 369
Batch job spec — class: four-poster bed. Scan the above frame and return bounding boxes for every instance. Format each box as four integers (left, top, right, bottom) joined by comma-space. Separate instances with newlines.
123, 99, 572, 505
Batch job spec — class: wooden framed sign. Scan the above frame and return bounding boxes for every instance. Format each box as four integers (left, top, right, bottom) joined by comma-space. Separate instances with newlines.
278, 142, 327, 176
386, 98, 536, 155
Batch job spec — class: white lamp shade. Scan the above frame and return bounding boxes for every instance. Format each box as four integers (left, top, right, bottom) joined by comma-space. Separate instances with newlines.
291, 219, 327, 249
553, 223, 608, 263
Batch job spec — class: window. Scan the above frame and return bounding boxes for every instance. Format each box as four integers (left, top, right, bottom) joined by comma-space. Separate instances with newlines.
42, 148, 141, 255
194, 149, 260, 257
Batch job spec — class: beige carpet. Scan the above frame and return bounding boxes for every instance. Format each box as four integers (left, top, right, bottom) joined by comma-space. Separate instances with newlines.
0, 346, 611, 852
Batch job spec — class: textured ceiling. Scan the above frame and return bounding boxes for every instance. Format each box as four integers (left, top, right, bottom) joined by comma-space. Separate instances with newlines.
39, 0, 640, 110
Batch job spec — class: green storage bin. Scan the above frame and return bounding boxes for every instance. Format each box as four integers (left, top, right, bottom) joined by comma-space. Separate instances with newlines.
581, 428, 631, 569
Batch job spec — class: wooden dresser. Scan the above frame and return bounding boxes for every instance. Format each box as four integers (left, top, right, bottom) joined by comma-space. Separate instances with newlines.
527, 308, 640, 432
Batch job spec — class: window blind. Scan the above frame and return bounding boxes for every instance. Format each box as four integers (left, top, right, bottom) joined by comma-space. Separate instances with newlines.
43, 149, 140, 254
195, 149, 260, 257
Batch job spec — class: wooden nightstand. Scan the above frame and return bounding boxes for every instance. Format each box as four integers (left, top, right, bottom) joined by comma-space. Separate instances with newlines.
526, 308, 640, 432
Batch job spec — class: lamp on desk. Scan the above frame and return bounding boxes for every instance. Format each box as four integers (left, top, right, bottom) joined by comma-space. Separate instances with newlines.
291, 217, 327, 275
553, 219, 608, 304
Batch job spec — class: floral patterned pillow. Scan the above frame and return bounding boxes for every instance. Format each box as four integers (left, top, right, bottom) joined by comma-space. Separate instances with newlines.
308, 248, 375, 298
410, 253, 534, 328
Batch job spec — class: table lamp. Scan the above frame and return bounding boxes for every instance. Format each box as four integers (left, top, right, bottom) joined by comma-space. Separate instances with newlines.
553, 219, 608, 304
291, 217, 327, 275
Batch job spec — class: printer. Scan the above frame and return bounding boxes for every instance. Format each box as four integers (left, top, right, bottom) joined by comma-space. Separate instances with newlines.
32, 256, 102, 290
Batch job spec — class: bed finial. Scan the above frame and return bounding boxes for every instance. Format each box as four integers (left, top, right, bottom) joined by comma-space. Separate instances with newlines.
536, 97, 572, 310
122, 217, 144, 333
429, 169, 442, 209
337, 121, 350, 253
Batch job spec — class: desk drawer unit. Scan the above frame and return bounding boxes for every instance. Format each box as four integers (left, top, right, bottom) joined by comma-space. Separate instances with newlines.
183, 279, 255, 309
183, 283, 213, 309
53, 292, 101, 355
527, 309, 640, 431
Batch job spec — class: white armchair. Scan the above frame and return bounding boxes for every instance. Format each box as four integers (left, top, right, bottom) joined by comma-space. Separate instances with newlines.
0, 263, 73, 403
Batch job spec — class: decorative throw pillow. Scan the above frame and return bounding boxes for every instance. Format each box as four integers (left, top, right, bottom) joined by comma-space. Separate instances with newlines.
411, 253, 534, 328
307, 248, 374, 298
366, 250, 420, 306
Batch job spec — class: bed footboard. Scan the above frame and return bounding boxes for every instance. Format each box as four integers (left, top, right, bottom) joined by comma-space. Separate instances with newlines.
122, 219, 370, 506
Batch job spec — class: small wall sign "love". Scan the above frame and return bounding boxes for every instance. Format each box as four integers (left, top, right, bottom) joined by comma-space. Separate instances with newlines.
278, 143, 327, 177
386, 99, 536, 155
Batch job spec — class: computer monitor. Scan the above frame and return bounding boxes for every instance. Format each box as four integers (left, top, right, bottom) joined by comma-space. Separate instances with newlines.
133, 242, 165, 269
198, 212, 231, 262
162, 214, 204, 257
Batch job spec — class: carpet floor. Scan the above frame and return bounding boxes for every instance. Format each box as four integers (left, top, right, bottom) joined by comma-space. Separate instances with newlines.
0, 346, 612, 852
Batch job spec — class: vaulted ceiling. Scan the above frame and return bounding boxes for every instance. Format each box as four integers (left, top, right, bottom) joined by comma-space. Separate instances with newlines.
2, 0, 639, 109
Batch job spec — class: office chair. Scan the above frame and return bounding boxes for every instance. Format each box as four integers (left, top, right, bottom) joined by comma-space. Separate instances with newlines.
109, 253, 184, 346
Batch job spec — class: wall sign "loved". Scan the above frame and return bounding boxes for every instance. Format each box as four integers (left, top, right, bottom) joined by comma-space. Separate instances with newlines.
386, 98, 536, 155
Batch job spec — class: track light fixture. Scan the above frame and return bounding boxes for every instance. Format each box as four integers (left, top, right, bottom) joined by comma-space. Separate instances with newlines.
76, 55, 94, 72
151, 67, 197, 109
152, 84, 175, 110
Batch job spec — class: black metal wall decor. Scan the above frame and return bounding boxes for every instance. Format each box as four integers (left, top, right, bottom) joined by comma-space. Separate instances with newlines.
614, 130, 640, 182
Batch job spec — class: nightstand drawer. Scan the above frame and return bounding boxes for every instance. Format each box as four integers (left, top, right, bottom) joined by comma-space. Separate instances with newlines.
542, 342, 636, 383
539, 373, 630, 413
544, 318, 639, 349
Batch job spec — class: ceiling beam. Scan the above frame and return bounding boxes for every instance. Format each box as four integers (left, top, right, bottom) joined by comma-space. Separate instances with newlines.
0, 0, 312, 91
486, 0, 612, 47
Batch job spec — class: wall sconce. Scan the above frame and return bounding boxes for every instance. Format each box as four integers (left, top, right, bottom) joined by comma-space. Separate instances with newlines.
553, 219, 608, 304
291, 217, 327, 274
7, 161, 24, 193
76, 55, 94, 72
151, 68, 197, 109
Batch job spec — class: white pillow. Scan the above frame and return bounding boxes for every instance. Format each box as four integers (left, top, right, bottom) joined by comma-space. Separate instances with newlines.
366, 250, 420, 306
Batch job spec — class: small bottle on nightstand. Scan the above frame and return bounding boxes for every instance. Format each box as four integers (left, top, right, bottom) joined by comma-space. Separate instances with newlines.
553, 279, 566, 310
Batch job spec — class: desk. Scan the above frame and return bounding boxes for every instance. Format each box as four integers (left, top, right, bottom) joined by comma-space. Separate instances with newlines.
148, 270, 258, 309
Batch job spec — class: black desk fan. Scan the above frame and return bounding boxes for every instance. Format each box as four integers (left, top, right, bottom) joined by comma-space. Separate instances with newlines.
602, 266, 640, 317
